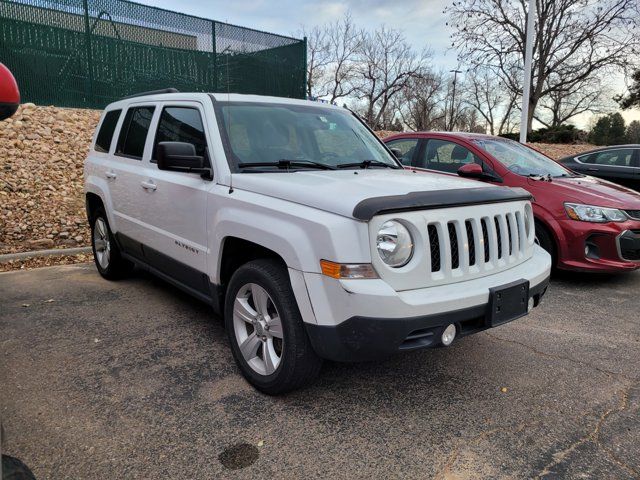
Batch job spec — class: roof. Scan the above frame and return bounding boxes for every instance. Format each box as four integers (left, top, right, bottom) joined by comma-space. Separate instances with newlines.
557, 144, 640, 160
104, 92, 342, 111
385, 131, 496, 141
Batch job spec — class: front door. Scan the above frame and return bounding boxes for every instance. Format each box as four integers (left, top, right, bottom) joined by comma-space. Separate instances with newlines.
138, 102, 212, 296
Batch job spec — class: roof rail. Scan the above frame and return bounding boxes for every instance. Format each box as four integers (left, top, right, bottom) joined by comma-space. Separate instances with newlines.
121, 88, 179, 100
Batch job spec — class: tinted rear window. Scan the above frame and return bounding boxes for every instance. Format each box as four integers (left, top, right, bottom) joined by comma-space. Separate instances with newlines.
94, 109, 121, 153
116, 106, 155, 159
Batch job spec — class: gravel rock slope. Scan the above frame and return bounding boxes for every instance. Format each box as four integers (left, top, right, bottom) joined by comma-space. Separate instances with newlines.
0, 105, 595, 262
0, 104, 100, 255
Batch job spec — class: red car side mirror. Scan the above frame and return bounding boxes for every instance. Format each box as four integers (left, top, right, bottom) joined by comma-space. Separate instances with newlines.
457, 163, 483, 178
0, 63, 20, 121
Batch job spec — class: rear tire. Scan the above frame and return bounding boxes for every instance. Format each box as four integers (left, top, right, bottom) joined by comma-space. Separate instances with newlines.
225, 259, 322, 394
90, 208, 133, 280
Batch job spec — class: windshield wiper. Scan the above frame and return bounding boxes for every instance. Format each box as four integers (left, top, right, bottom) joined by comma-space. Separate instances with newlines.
552, 173, 579, 178
238, 159, 336, 170
527, 173, 552, 181
336, 159, 398, 169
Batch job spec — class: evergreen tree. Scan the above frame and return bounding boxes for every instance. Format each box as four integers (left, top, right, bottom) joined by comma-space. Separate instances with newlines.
589, 116, 611, 146
608, 113, 627, 145
626, 120, 640, 143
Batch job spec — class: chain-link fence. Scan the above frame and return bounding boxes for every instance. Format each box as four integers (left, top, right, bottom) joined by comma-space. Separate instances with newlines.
0, 0, 306, 108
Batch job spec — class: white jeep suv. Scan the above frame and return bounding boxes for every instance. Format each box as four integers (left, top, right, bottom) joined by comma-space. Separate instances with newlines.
84, 90, 551, 394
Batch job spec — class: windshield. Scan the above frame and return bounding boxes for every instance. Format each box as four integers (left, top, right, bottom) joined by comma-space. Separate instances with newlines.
473, 138, 574, 177
214, 101, 399, 171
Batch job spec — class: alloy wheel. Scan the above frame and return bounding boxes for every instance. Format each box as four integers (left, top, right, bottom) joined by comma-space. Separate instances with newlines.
93, 217, 111, 270
233, 283, 284, 376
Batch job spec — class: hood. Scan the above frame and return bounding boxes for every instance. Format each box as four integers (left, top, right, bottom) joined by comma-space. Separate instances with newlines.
231, 169, 501, 219
528, 175, 640, 209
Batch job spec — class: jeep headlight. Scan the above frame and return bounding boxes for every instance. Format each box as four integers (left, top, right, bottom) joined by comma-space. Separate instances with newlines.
564, 203, 627, 223
376, 220, 414, 267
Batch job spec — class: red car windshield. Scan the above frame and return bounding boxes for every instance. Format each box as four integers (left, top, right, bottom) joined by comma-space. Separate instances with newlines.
473, 138, 575, 178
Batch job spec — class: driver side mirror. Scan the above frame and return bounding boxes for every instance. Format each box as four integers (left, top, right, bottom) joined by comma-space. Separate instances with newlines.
457, 163, 483, 178
457, 163, 502, 183
157, 142, 212, 179
390, 147, 402, 159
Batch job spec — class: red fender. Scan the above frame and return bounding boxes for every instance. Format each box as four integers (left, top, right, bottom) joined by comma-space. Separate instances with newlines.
0, 63, 20, 121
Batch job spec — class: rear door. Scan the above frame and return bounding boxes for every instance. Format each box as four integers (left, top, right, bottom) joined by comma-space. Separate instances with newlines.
574, 148, 639, 190
109, 104, 156, 257
139, 102, 212, 295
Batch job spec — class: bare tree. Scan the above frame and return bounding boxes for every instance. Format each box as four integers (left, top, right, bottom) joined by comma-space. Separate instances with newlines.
397, 71, 446, 131
356, 26, 427, 130
534, 77, 611, 128
442, 73, 470, 132
319, 14, 363, 103
465, 68, 519, 135
447, 0, 640, 132
457, 108, 486, 133
302, 25, 331, 99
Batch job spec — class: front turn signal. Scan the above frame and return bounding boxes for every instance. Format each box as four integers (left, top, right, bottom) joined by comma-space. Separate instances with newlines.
320, 260, 378, 279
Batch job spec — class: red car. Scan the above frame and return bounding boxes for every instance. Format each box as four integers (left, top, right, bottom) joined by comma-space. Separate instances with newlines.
384, 132, 640, 273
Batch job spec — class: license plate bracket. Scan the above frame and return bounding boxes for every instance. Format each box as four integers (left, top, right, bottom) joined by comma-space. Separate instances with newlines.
487, 279, 530, 327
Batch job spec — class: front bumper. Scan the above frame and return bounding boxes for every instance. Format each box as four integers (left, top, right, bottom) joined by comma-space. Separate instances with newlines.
555, 219, 640, 273
302, 246, 551, 361
306, 278, 549, 362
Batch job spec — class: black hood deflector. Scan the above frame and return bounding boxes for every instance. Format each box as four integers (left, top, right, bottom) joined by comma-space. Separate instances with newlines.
353, 187, 532, 221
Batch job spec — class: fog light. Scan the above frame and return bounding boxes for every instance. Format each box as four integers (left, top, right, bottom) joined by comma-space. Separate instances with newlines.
441, 324, 456, 346
528, 297, 534, 312
584, 240, 600, 259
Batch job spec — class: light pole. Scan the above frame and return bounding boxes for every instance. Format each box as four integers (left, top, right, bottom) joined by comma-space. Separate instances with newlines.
449, 69, 462, 131
519, 0, 535, 143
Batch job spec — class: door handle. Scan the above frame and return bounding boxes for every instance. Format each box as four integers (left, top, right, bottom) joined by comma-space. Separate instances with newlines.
140, 180, 157, 191
105, 171, 117, 179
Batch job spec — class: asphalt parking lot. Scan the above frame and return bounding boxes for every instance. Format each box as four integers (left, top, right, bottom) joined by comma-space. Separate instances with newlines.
1, 264, 639, 479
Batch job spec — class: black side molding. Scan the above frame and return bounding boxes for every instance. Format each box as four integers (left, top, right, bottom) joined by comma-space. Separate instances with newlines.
352, 187, 533, 221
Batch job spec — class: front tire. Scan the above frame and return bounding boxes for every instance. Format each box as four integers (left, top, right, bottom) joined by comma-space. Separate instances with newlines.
90, 209, 133, 280
534, 221, 556, 268
225, 259, 322, 394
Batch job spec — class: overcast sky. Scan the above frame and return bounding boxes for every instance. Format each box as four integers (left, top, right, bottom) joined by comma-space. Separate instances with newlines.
139, 0, 639, 128
138, 0, 455, 67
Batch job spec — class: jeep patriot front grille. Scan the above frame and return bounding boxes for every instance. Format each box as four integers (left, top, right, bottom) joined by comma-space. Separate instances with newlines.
426, 211, 527, 274
371, 201, 533, 291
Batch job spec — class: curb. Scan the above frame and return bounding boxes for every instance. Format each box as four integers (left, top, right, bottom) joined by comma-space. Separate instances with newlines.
0, 247, 92, 263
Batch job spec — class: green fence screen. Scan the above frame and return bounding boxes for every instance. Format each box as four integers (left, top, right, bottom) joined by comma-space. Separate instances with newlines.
0, 0, 306, 108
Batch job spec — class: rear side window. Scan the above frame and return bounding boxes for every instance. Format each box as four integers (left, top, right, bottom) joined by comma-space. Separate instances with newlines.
94, 109, 121, 153
582, 149, 634, 167
116, 106, 155, 159
152, 107, 208, 162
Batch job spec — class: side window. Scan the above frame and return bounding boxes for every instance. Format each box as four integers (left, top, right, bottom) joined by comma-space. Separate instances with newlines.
116, 106, 155, 159
386, 138, 418, 166
583, 150, 634, 167
152, 107, 208, 163
94, 109, 121, 153
418, 139, 481, 173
